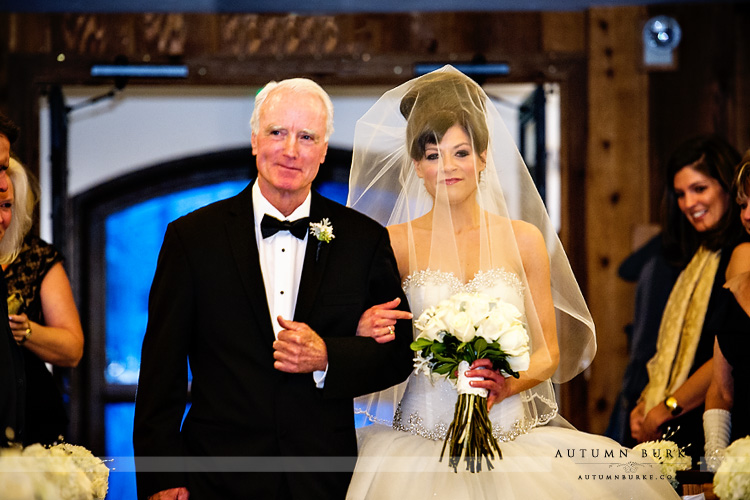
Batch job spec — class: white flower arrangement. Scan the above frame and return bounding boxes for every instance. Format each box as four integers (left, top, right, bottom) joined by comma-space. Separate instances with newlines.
309, 218, 335, 243
713, 436, 750, 500
411, 291, 530, 473
0, 442, 109, 500
412, 292, 530, 380
633, 438, 691, 489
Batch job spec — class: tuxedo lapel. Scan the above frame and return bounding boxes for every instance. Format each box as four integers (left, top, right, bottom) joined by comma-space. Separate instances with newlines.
225, 184, 275, 339
294, 193, 332, 322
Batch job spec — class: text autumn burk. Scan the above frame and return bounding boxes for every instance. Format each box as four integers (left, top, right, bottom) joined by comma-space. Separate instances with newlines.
555, 448, 687, 459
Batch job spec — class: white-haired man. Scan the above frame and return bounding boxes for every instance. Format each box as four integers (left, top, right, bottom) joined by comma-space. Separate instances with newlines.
134, 78, 413, 499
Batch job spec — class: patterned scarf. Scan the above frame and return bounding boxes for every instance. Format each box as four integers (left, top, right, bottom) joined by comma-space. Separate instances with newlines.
641, 245, 721, 412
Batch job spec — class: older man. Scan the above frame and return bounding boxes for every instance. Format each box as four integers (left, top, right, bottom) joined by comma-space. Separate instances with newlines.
0, 112, 25, 444
134, 78, 413, 499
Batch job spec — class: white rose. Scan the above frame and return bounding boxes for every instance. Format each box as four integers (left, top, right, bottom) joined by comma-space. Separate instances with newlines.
414, 307, 436, 331
450, 293, 474, 307
497, 324, 529, 357
496, 301, 523, 322
418, 315, 447, 342
507, 350, 530, 373
446, 311, 475, 342
475, 311, 512, 342
431, 300, 453, 327
464, 295, 492, 326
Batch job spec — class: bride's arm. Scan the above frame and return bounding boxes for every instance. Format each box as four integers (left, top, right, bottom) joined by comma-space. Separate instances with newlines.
465, 221, 559, 407
507, 220, 560, 393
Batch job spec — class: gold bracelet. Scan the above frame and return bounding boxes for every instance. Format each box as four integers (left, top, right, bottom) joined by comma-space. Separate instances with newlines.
19, 326, 32, 344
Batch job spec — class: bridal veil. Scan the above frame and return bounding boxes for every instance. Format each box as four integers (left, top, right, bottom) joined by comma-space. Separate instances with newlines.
348, 65, 596, 431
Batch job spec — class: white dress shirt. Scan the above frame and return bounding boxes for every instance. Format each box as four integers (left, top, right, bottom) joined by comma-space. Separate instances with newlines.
252, 182, 326, 386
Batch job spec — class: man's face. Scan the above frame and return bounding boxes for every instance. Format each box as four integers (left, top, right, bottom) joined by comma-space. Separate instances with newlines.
0, 135, 10, 193
251, 88, 328, 204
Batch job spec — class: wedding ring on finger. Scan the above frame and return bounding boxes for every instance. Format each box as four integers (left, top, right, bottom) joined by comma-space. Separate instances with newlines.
387, 325, 395, 335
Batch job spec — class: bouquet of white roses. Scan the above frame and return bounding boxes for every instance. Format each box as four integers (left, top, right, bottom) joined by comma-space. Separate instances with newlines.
713, 436, 750, 500
633, 438, 691, 489
410, 291, 530, 473
0, 442, 109, 500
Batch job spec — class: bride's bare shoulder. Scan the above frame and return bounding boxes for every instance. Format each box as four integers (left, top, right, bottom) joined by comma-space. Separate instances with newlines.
386, 222, 408, 242
386, 222, 409, 254
510, 219, 548, 258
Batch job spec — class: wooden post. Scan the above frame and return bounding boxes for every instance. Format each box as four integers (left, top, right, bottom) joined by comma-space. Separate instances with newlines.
585, 5, 650, 434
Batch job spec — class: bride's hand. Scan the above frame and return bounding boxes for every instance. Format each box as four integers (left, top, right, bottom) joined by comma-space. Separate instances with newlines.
465, 359, 510, 410
356, 297, 413, 344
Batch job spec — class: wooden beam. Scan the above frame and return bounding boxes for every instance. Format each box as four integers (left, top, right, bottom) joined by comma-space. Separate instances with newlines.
585, 5, 649, 435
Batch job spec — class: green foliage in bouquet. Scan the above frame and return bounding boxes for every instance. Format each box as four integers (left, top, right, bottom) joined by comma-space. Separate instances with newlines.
410, 335, 522, 381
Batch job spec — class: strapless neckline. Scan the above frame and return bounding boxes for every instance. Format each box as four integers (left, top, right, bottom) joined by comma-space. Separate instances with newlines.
402, 268, 525, 296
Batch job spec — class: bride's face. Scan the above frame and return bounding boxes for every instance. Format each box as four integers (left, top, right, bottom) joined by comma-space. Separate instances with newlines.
414, 124, 486, 204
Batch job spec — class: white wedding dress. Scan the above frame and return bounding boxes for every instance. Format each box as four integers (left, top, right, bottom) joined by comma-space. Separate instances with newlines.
347, 269, 681, 500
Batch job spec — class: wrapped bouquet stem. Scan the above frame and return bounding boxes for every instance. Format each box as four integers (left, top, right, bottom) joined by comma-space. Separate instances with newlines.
411, 292, 530, 473
441, 360, 502, 472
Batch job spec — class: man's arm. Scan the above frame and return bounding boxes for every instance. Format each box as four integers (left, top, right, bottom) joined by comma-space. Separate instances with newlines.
134, 224, 192, 499
321, 228, 414, 398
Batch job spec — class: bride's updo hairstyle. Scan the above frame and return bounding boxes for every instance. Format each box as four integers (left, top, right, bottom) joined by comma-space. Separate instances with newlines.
399, 72, 489, 161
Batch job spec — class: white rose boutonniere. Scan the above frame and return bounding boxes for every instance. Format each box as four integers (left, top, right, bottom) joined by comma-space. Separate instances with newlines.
309, 218, 335, 243
309, 218, 335, 261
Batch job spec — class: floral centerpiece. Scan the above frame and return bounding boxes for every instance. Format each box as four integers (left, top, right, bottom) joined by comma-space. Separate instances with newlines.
713, 436, 750, 500
410, 291, 530, 473
0, 442, 109, 499
633, 437, 691, 489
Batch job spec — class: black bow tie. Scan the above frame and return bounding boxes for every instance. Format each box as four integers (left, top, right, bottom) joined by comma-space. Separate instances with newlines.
260, 214, 310, 240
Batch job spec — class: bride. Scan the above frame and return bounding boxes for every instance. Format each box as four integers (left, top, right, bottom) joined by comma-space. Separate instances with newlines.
345, 66, 680, 499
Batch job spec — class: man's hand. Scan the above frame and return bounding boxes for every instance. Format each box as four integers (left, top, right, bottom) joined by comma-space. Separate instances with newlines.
273, 317, 328, 373
148, 487, 190, 500
356, 297, 413, 344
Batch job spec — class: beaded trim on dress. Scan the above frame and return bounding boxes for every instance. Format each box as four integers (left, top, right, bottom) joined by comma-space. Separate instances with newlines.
392, 404, 555, 443
402, 268, 525, 297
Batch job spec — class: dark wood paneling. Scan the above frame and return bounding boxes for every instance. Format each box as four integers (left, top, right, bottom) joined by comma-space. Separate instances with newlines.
648, 3, 746, 220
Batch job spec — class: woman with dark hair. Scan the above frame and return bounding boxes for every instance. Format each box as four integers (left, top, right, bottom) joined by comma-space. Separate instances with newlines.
660, 136, 745, 267
347, 66, 679, 499
631, 136, 750, 464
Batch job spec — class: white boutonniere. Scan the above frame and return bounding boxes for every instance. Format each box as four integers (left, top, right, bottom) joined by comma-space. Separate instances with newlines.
309, 218, 335, 243
309, 218, 334, 261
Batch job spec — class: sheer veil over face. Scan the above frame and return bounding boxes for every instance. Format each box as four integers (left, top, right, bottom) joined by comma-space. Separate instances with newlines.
348, 66, 596, 426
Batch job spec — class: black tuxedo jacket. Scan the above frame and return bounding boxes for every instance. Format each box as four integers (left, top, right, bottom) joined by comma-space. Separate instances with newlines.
133, 183, 413, 499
